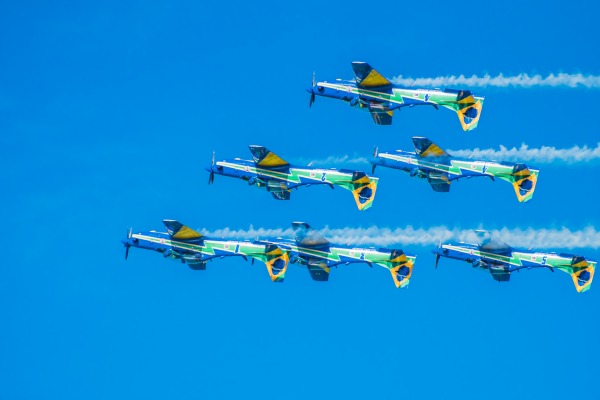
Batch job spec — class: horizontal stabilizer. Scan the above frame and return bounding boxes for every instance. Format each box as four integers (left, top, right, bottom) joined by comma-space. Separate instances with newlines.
412, 137, 450, 158
352, 62, 392, 88
163, 220, 203, 240
249, 145, 290, 168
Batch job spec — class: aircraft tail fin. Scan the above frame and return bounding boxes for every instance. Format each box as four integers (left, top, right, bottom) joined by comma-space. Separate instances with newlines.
511, 164, 539, 202
263, 244, 289, 282
455, 92, 484, 131
163, 220, 203, 240
377, 249, 415, 288
569, 256, 595, 293
349, 171, 378, 211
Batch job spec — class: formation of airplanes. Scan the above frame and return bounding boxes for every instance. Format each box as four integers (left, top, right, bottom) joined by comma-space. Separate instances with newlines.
122, 61, 596, 293
122, 220, 414, 288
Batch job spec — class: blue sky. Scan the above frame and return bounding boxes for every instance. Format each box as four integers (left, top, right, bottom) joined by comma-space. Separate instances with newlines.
1, 1, 599, 399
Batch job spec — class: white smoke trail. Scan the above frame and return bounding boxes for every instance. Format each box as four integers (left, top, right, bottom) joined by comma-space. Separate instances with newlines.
290, 154, 369, 167
391, 73, 600, 88
448, 143, 600, 163
299, 143, 600, 167
203, 225, 600, 250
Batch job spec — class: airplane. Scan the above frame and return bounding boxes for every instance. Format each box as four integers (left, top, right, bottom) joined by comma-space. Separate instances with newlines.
307, 62, 485, 131
206, 145, 379, 211
121, 219, 290, 282
371, 137, 539, 202
432, 234, 596, 292
259, 222, 416, 288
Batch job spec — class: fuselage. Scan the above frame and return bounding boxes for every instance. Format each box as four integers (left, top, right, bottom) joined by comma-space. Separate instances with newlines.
122, 230, 268, 263
434, 241, 595, 273
372, 151, 525, 182
261, 237, 415, 270
207, 158, 351, 190
309, 79, 484, 113
207, 158, 379, 209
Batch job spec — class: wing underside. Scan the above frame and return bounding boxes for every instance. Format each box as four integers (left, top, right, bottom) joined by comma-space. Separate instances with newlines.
427, 172, 451, 192
370, 108, 393, 125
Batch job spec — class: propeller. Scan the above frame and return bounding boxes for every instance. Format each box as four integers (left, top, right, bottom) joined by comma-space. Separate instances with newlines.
434, 240, 441, 269
124, 227, 132, 260
371, 146, 378, 174
309, 71, 316, 108
208, 151, 215, 184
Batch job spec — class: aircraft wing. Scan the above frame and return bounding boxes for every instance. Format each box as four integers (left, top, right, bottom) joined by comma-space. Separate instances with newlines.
249, 145, 290, 168
163, 220, 203, 240
488, 264, 511, 282
292, 222, 330, 248
370, 108, 393, 125
427, 172, 451, 192
271, 191, 291, 200
352, 62, 392, 88
307, 261, 330, 281
412, 137, 450, 158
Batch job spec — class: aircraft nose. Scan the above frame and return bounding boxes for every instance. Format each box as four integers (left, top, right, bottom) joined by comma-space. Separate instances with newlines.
306, 87, 314, 94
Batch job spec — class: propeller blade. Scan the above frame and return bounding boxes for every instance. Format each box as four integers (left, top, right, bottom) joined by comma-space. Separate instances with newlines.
435, 253, 440, 269
128, 227, 132, 239
125, 245, 130, 260
208, 172, 215, 184
211, 151, 215, 166
371, 164, 376, 174
309, 72, 316, 108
